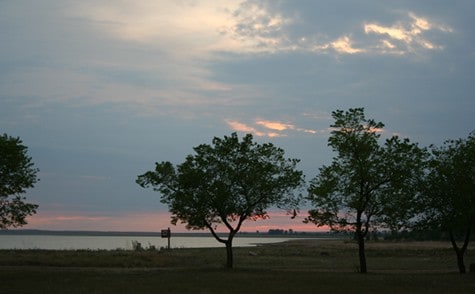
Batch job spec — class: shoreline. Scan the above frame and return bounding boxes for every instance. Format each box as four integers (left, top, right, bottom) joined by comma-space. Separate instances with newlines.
0, 229, 337, 238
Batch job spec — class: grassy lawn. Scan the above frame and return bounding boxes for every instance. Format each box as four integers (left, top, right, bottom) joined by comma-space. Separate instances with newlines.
1, 240, 475, 293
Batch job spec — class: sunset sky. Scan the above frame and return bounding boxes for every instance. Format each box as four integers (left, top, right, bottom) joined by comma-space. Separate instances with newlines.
1, 1, 474, 233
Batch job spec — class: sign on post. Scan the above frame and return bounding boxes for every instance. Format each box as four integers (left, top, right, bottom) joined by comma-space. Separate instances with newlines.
161, 228, 170, 238
161, 227, 171, 249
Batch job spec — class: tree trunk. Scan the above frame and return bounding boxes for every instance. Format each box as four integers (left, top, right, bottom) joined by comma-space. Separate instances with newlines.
449, 230, 465, 273
449, 227, 472, 274
357, 231, 367, 273
455, 249, 466, 274
355, 210, 367, 274
225, 240, 233, 269
205, 222, 236, 269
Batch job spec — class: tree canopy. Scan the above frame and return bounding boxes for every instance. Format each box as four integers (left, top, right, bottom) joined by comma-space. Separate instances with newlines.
0, 134, 39, 229
415, 132, 475, 273
305, 108, 427, 273
137, 132, 304, 268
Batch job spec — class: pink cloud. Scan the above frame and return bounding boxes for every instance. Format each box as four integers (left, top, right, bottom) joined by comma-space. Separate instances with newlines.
226, 120, 284, 138
25, 210, 325, 233
226, 119, 319, 138
256, 120, 294, 131
26, 211, 176, 232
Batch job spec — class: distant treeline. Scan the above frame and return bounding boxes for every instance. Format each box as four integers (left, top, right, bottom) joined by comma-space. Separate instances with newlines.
259, 228, 475, 241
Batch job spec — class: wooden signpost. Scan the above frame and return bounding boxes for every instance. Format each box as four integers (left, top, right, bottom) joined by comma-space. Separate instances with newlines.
161, 227, 171, 249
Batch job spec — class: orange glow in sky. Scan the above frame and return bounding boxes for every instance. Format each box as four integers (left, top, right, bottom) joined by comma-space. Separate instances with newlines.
25, 210, 328, 233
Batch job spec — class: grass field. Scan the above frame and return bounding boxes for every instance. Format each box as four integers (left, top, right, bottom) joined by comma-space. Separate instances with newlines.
1, 239, 475, 293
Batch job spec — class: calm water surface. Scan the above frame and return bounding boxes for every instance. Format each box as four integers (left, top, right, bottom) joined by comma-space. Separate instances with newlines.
0, 235, 314, 250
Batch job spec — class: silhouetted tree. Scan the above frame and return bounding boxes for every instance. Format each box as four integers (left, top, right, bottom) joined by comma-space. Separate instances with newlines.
305, 108, 426, 273
415, 132, 475, 273
137, 133, 304, 268
0, 134, 39, 229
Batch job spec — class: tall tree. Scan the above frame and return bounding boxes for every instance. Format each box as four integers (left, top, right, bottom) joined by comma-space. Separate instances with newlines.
137, 133, 304, 268
0, 134, 39, 229
416, 132, 475, 273
305, 108, 426, 273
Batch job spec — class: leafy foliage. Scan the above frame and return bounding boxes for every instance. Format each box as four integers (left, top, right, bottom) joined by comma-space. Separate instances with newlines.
306, 108, 426, 233
305, 108, 427, 272
137, 132, 304, 267
0, 134, 39, 229
417, 132, 475, 231
415, 132, 475, 273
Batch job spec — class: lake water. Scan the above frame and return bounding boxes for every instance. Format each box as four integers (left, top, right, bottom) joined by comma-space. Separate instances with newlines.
0, 235, 316, 250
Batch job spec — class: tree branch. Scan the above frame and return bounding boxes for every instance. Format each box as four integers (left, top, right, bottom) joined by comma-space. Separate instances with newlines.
205, 222, 226, 244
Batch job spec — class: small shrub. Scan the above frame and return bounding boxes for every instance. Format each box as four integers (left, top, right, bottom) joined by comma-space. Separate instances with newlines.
131, 240, 143, 251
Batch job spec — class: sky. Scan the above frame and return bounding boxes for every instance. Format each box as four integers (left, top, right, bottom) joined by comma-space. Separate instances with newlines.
1, 0, 474, 233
